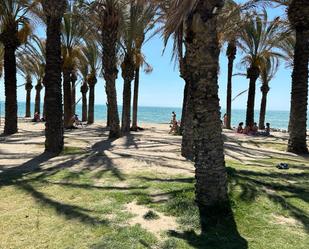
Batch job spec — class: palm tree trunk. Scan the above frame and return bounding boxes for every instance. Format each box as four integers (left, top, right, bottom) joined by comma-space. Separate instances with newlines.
63, 69, 72, 128
180, 79, 188, 134
25, 90, 31, 117
43, 11, 64, 154
259, 84, 269, 130
131, 67, 140, 131
35, 81, 42, 115
189, 0, 228, 233
246, 66, 260, 126
71, 71, 77, 115
181, 78, 194, 160
226, 41, 237, 129
88, 85, 95, 124
102, 25, 121, 139
81, 81, 88, 122
3, 45, 18, 135
121, 55, 134, 134
288, 29, 309, 154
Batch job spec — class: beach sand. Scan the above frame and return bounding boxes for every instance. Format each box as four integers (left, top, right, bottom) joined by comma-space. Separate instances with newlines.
0, 119, 299, 174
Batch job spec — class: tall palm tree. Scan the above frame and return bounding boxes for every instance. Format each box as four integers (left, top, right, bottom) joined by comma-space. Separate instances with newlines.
120, 2, 136, 134
91, 0, 123, 138
0, 0, 32, 135
287, 0, 309, 154
164, 0, 228, 232
78, 58, 89, 122
238, 12, 283, 126
25, 35, 46, 116
258, 56, 279, 129
61, 2, 86, 128
41, 0, 66, 154
131, 1, 156, 131
79, 40, 101, 125
17, 53, 34, 118
218, 0, 242, 129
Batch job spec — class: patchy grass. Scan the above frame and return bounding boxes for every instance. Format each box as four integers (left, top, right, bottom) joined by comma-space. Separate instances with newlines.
61, 146, 87, 155
0, 141, 308, 249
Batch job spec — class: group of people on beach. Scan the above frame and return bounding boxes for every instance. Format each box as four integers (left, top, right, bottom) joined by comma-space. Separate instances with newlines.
31, 112, 82, 129
169, 111, 180, 135
222, 113, 271, 136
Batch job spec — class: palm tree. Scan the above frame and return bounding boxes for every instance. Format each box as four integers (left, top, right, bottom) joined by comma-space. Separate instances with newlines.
25, 35, 46, 117
258, 57, 279, 129
0, 0, 32, 135
17, 53, 34, 118
91, 0, 122, 138
120, 2, 136, 134
238, 12, 283, 126
131, 1, 156, 131
164, 0, 228, 232
79, 40, 101, 125
61, 2, 86, 128
287, 0, 309, 154
78, 58, 89, 122
218, 0, 242, 129
41, 0, 66, 154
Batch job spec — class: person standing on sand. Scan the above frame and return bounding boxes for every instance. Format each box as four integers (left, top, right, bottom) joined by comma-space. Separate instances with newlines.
223, 113, 227, 128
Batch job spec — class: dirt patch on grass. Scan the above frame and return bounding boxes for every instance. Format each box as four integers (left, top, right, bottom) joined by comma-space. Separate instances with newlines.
125, 201, 178, 237
273, 214, 301, 226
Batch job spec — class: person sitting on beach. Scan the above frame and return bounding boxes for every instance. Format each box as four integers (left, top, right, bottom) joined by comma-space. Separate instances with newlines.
169, 112, 179, 134
252, 122, 258, 135
265, 123, 271, 136
223, 114, 227, 128
32, 112, 41, 122
237, 122, 244, 133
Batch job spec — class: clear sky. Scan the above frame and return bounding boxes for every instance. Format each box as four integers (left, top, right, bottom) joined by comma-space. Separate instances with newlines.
0, 2, 299, 112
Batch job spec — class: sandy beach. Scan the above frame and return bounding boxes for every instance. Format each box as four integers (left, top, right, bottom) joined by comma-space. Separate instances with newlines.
0, 119, 297, 174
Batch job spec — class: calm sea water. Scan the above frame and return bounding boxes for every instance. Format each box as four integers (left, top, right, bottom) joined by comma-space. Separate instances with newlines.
0, 101, 305, 130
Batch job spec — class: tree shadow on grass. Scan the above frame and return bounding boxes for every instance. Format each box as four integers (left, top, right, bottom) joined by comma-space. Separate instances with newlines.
168, 201, 248, 249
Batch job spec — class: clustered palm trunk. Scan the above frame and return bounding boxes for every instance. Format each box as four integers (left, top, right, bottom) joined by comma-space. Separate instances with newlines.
287, 0, 309, 154
187, 0, 228, 232
121, 54, 135, 134
258, 83, 270, 130
34, 80, 43, 115
63, 67, 73, 128
246, 66, 260, 126
42, 0, 66, 154
87, 73, 97, 125
0, 24, 20, 135
101, 3, 121, 139
81, 81, 88, 122
25, 75, 33, 118
226, 40, 237, 129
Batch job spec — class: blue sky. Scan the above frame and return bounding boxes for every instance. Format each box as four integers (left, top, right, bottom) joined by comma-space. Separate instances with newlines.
0, 2, 297, 111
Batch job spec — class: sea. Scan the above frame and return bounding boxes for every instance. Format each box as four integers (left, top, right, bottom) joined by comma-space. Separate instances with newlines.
0, 102, 304, 130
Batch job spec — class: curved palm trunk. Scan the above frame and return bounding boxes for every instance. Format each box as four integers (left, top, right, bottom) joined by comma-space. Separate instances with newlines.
121, 55, 135, 134
258, 84, 270, 130
43, 10, 64, 154
246, 66, 260, 126
3, 45, 18, 135
189, 0, 228, 233
63, 69, 72, 128
35, 81, 43, 115
87, 82, 95, 125
226, 41, 237, 129
288, 29, 309, 154
131, 67, 140, 131
81, 81, 88, 122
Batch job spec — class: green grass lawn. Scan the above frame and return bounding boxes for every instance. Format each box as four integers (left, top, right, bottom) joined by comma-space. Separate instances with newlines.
0, 143, 308, 249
